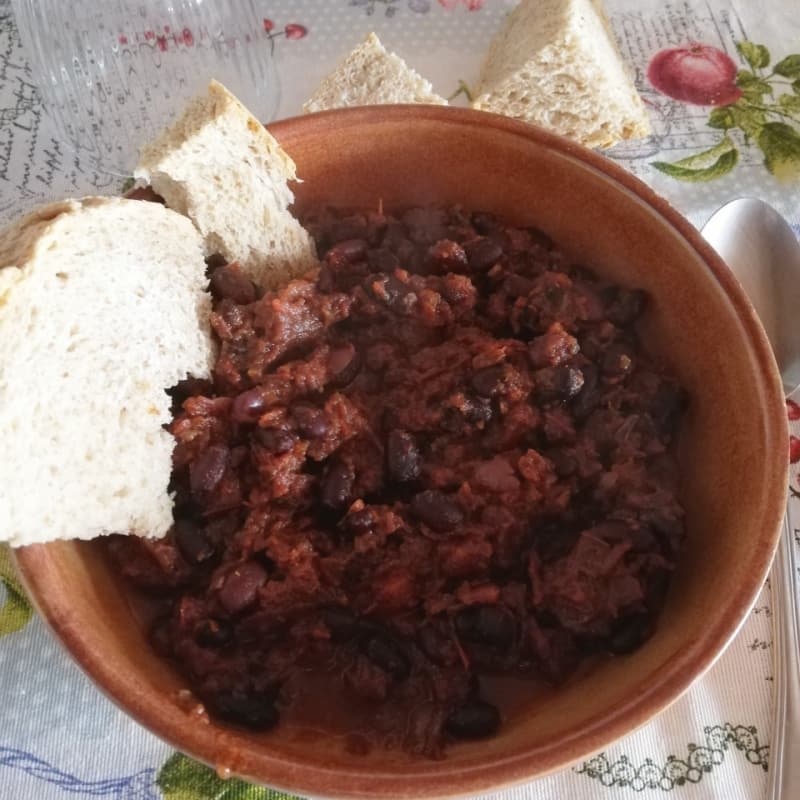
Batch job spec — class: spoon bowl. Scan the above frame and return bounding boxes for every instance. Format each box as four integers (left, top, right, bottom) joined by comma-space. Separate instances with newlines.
703, 198, 800, 394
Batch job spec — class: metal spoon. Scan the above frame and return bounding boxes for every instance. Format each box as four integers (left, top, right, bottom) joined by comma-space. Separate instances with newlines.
703, 198, 800, 800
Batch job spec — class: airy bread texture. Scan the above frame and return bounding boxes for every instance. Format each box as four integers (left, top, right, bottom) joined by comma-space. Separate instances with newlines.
0, 197, 213, 545
303, 32, 447, 113
135, 80, 318, 289
472, 0, 651, 149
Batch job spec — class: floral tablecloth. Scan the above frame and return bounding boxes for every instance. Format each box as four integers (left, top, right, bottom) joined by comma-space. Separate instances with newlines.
0, 1, 798, 799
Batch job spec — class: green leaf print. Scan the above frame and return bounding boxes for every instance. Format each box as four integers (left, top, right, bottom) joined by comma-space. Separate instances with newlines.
0, 545, 33, 637
651, 140, 738, 182
773, 54, 800, 78
157, 753, 303, 800
757, 121, 800, 179
736, 41, 770, 70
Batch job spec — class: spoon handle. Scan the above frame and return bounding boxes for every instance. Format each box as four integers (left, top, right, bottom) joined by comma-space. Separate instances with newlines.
767, 510, 800, 799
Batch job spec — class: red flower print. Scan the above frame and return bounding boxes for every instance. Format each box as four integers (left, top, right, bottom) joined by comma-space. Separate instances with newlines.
791, 435, 800, 464
156, 35, 168, 52
144, 30, 155, 41
284, 23, 307, 40
118, 34, 128, 45
438, 0, 484, 8
647, 43, 742, 106
788, 399, 800, 420
263, 18, 274, 33
181, 27, 194, 47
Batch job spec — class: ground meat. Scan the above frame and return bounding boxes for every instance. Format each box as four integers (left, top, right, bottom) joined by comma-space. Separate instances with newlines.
109, 205, 687, 757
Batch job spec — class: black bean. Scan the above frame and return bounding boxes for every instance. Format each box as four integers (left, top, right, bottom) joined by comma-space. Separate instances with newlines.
231, 387, 266, 423
254, 428, 297, 454
325, 238, 368, 267
364, 635, 411, 680
190, 445, 229, 495
471, 212, 499, 234
322, 607, 360, 641
342, 507, 374, 535
465, 237, 504, 272
218, 561, 267, 614
210, 691, 279, 730
369, 274, 416, 313
445, 700, 501, 739
410, 490, 464, 532
547, 448, 577, 477
650, 382, 689, 436
368, 248, 400, 271
320, 460, 355, 510
209, 264, 257, 304
571, 364, 600, 419
293, 404, 329, 439
455, 606, 516, 649
471, 365, 506, 398
328, 343, 361, 387
604, 287, 647, 325
386, 430, 421, 483
534, 366, 585, 403
195, 618, 233, 648
607, 614, 650, 655
174, 519, 214, 565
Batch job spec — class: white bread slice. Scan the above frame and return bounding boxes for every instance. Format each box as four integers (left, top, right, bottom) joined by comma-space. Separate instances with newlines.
134, 80, 318, 289
472, 0, 651, 149
303, 32, 447, 113
0, 197, 213, 546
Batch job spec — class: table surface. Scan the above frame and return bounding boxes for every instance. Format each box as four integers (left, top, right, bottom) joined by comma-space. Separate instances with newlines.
0, 1, 798, 798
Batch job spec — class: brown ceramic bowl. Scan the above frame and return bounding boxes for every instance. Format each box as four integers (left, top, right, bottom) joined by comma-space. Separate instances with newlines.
13, 107, 787, 799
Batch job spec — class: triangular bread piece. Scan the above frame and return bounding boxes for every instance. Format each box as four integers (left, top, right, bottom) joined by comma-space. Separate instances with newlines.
472, 0, 650, 149
135, 80, 318, 289
304, 32, 447, 113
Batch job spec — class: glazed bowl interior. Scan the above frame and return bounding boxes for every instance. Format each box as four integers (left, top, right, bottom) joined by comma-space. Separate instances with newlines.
13, 106, 787, 800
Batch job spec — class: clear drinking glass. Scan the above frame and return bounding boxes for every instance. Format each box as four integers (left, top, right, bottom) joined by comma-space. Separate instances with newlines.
10, 0, 280, 175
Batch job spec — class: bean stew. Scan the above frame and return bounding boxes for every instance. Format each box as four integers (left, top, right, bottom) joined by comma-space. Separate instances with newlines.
109, 205, 687, 757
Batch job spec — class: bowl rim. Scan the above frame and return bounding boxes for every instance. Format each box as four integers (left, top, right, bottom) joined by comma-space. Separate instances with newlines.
13, 104, 788, 800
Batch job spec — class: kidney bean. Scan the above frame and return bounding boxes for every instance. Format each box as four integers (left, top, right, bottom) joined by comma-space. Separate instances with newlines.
219, 561, 267, 614
195, 618, 233, 648
254, 428, 297, 453
386, 430, 421, 483
410, 490, 464, 532
209, 264, 257, 304
455, 606, 516, 649
369, 274, 416, 313
364, 635, 411, 680
292, 403, 329, 439
320, 461, 355, 510
328, 343, 361, 387
471, 211, 499, 234
174, 519, 214, 565
231, 387, 266, 423
210, 691, 279, 730
465, 237, 504, 272
445, 699, 501, 739
190, 445, 229, 495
